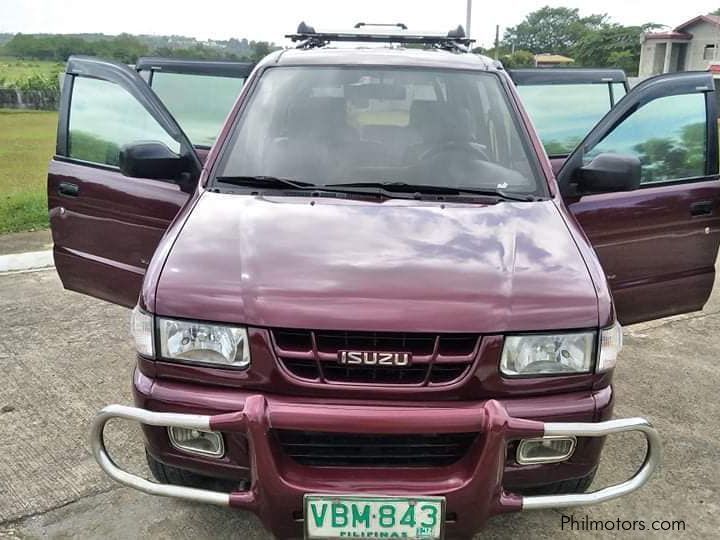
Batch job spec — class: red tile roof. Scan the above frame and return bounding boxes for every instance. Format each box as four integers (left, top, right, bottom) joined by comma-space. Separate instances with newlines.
644, 13, 720, 41
674, 14, 720, 32
644, 31, 691, 40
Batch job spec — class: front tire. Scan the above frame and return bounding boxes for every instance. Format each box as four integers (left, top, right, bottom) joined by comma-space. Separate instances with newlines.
145, 450, 243, 492
513, 467, 596, 496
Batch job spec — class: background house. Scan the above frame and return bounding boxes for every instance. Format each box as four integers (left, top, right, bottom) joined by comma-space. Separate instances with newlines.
533, 53, 574, 68
639, 14, 720, 78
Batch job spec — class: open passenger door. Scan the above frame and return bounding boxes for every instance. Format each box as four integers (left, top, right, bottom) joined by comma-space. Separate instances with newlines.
49, 56, 202, 307
558, 71, 720, 324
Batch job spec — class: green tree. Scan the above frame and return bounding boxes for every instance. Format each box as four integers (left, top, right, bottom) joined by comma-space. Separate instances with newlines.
633, 122, 706, 182
500, 50, 535, 68
503, 6, 607, 55
98, 34, 150, 63
572, 23, 660, 75
248, 41, 273, 62
0, 33, 278, 64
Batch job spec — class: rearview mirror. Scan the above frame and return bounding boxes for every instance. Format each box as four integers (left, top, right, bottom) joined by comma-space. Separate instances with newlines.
345, 82, 407, 101
119, 141, 193, 183
575, 153, 641, 194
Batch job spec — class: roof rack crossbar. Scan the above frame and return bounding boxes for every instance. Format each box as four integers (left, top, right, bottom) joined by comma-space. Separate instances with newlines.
286, 22, 474, 52
354, 22, 408, 30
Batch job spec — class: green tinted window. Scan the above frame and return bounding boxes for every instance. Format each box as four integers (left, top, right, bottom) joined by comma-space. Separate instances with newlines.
517, 83, 613, 156
587, 93, 706, 184
68, 76, 179, 166
611, 82, 626, 103
150, 72, 245, 147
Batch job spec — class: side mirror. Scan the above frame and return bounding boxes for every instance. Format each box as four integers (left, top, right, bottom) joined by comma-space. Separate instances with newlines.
119, 141, 193, 184
575, 153, 641, 194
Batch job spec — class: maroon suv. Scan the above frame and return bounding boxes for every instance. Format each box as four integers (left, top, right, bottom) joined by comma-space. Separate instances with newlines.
49, 24, 719, 540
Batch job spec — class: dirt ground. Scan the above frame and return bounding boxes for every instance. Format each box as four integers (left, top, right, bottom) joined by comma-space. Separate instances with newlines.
0, 269, 718, 539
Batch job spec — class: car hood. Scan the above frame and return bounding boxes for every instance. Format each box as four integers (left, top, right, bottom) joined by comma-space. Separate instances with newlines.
155, 192, 598, 332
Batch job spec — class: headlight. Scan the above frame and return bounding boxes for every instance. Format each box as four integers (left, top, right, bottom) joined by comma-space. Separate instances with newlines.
500, 331, 595, 376
157, 317, 251, 368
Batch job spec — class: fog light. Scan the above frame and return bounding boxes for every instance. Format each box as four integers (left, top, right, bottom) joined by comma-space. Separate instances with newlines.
516, 436, 576, 464
168, 427, 224, 458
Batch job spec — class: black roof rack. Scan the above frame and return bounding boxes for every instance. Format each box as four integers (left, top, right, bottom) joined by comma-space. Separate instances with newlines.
508, 68, 628, 85
285, 22, 474, 52
135, 57, 253, 78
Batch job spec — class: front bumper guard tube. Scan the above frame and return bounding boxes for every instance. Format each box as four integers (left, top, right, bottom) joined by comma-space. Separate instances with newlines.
89, 398, 661, 513
89, 405, 234, 507
521, 418, 662, 509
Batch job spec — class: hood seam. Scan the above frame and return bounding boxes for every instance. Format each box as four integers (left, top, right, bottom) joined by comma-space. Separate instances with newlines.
551, 198, 602, 328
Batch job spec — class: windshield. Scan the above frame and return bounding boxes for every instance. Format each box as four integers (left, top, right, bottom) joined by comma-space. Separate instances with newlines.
215, 67, 543, 195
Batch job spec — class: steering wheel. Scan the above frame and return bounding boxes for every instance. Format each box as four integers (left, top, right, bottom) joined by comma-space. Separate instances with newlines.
418, 141, 490, 163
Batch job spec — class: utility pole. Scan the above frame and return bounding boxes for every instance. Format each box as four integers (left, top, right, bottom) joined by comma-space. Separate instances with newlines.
465, 0, 472, 38
494, 24, 500, 59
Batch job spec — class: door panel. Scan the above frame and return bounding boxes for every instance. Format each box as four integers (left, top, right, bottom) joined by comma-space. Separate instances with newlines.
50, 56, 200, 307
49, 160, 189, 307
559, 72, 720, 324
566, 180, 719, 323
549, 156, 565, 176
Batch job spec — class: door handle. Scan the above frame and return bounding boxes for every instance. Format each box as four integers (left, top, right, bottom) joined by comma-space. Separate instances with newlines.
58, 182, 79, 197
690, 200, 713, 217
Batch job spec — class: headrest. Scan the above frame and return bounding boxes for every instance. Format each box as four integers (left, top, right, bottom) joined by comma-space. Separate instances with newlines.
286, 97, 347, 136
408, 100, 446, 130
409, 100, 472, 142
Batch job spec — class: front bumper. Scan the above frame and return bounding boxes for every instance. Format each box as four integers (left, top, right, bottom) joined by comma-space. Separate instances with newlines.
90, 390, 660, 539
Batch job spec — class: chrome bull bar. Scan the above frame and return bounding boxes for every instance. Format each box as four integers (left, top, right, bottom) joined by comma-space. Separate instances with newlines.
522, 417, 662, 509
90, 405, 231, 507
90, 402, 661, 512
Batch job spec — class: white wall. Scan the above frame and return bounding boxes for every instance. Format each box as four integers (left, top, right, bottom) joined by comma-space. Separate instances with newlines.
684, 20, 720, 70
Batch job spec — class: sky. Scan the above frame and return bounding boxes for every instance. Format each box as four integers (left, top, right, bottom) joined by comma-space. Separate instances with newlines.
1, 0, 719, 49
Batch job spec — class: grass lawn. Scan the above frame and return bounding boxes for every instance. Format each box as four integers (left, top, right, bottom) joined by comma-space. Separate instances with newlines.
0, 108, 57, 233
0, 57, 64, 85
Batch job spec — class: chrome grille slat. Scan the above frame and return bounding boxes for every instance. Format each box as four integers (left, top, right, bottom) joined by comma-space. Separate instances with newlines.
272, 329, 479, 386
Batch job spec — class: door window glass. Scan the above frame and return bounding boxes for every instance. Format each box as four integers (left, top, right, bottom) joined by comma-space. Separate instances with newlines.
516, 83, 613, 156
149, 72, 245, 147
611, 83, 627, 103
587, 93, 707, 184
68, 76, 180, 167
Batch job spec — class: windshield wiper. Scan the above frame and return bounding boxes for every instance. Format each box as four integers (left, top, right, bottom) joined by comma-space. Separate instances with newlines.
215, 175, 396, 199
215, 177, 536, 202
326, 181, 537, 201
215, 175, 317, 190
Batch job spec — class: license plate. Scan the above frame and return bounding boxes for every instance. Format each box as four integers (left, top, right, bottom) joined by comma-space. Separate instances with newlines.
304, 494, 444, 539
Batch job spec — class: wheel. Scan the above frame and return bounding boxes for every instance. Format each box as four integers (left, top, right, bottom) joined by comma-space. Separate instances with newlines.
145, 450, 243, 492
512, 467, 597, 496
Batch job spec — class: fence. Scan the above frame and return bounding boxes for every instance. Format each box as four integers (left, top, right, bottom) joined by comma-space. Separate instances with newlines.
0, 87, 59, 110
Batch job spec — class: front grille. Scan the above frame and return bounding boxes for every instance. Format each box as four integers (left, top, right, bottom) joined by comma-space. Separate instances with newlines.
272, 329, 480, 386
275, 430, 478, 467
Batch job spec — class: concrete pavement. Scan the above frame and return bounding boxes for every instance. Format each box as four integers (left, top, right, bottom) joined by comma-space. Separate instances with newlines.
0, 230, 52, 256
